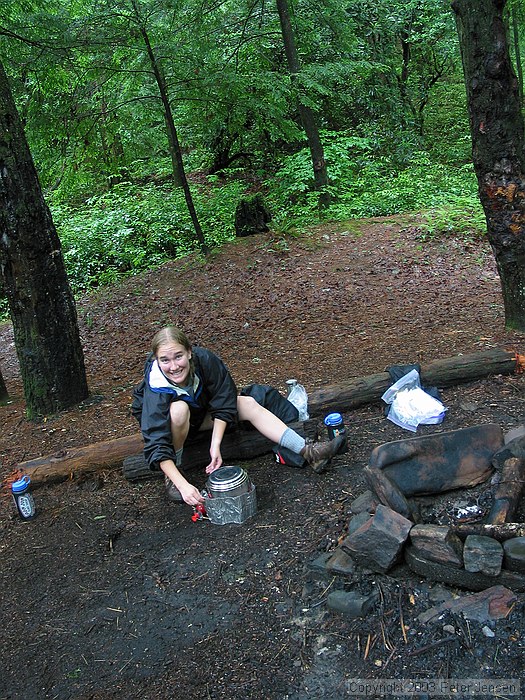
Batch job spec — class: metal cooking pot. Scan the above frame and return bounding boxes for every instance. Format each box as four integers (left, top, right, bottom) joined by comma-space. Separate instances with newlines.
206, 465, 252, 498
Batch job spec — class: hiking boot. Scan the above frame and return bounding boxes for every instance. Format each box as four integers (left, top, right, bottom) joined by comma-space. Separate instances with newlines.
301, 435, 346, 473
164, 474, 184, 503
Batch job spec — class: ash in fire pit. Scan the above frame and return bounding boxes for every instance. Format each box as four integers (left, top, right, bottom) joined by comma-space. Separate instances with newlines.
415, 482, 494, 527
334, 424, 525, 592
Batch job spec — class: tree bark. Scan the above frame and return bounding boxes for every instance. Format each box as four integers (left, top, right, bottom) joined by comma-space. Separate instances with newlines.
275, 0, 330, 206
510, 5, 523, 105
452, 0, 525, 330
0, 363, 8, 402
0, 62, 89, 417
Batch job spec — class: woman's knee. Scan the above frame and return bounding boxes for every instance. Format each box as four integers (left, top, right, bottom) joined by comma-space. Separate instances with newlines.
237, 395, 260, 420
169, 401, 190, 430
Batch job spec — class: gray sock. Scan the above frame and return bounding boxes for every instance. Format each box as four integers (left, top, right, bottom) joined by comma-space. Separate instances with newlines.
175, 448, 184, 467
279, 428, 306, 454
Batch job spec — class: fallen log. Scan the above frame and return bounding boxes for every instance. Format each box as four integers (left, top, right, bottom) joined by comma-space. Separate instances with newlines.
18, 420, 318, 486
17, 433, 144, 486
13, 347, 523, 486
308, 347, 523, 416
122, 419, 318, 481
486, 456, 525, 524
450, 522, 525, 542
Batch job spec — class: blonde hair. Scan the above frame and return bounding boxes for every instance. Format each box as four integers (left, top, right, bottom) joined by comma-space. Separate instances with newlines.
151, 326, 194, 377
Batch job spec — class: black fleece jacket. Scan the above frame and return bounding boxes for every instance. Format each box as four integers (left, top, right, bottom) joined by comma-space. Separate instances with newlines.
137, 346, 238, 471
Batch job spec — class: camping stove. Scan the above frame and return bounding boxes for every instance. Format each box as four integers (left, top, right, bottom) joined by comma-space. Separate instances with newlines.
203, 466, 257, 525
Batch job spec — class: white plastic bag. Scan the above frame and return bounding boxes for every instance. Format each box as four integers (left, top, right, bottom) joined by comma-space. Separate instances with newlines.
287, 382, 310, 421
381, 369, 446, 432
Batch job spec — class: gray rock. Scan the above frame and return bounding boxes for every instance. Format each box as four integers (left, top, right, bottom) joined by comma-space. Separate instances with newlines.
503, 537, 525, 573
349, 490, 378, 514
326, 546, 356, 576
341, 504, 412, 573
327, 589, 379, 617
463, 535, 503, 577
410, 524, 463, 568
308, 552, 333, 574
347, 511, 371, 535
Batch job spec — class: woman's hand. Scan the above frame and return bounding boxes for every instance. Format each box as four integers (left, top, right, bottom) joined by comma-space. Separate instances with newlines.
206, 418, 227, 474
205, 444, 223, 474
179, 482, 205, 506
160, 459, 203, 505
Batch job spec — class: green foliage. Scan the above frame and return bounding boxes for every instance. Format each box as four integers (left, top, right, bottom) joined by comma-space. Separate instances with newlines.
53, 178, 244, 294
0, 0, 506, 322
267, 131, 482, 229
418, 197, 486, 240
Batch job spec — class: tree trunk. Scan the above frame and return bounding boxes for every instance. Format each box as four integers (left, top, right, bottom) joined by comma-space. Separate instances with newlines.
275, 0, 330, 206
0, 363, 8, 402
132, 1, 209, 256
0, 62, 89, 418
510, 5, 523, 105
452, 0, 525, 330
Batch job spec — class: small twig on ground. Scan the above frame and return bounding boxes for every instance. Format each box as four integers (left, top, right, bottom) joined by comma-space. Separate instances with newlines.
398, 589, 408, 644
318, 576, 336, 600
272, 644, 287, 662
380, 618, 394, 652
406, 634, 457, 657
118, 657, 133, 674
381, 646, 398, 671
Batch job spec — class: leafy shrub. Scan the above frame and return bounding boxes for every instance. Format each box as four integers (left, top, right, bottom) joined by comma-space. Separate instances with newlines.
268, 131, 481, 229
53, 178, 244, 294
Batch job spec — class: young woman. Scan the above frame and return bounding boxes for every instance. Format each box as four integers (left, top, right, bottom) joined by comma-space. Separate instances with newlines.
133, 326, 344, 506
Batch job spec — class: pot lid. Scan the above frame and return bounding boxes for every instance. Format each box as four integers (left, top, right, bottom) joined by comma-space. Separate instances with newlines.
206, 465, 248, 492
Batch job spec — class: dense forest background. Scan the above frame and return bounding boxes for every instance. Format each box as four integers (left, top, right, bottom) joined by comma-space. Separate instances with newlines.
0, 0, 523, 312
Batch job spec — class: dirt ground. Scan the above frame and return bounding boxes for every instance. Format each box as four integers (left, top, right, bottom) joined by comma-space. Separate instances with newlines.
1, 215, 525, 700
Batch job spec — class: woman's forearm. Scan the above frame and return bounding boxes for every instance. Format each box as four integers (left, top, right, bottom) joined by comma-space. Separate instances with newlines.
160, 459, 188, 489
210, 418, 228, 449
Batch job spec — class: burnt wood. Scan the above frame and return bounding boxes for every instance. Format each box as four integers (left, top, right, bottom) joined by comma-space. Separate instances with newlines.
487, 456, 525, 524
405, 545, 525, 592
364, 424, 504, 520
450, 523, 525, 542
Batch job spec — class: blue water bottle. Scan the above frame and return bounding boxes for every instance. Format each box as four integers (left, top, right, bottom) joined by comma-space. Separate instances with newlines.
11, 475, 36, 520
324, 412, 348, 453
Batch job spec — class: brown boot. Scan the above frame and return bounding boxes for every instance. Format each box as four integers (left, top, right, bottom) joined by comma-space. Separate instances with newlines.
301, 435, 345, 473
164, 474, 184, 503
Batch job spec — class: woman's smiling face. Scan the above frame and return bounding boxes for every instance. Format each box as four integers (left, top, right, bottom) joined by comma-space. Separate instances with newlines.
156, 342, 192, 386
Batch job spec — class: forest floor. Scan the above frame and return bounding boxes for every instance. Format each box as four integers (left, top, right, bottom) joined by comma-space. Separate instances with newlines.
1, 214, 525, 700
